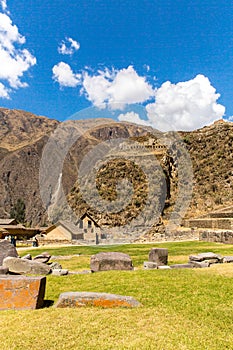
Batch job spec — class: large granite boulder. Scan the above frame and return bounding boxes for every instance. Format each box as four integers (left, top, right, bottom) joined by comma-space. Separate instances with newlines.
0, 276, 46, 310
55, 292, 141, 308
3, 257, 51, 275
0, 240, 18, 265
90, 252, 133, 272
149, 248, 168, 265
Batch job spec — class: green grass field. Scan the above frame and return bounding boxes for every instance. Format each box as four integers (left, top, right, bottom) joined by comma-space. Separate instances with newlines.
1, 241, 233, 350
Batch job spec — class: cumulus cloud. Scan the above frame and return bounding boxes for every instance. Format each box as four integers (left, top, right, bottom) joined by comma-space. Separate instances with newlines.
58, 37, 80, 55
121, 74, 225, 131
52, 62, 81, 87
0, 11, 36, 98
82, 65, 154, 109
51, 57, 225, 131
118, 111, 149, 126
145, 75, 225, 131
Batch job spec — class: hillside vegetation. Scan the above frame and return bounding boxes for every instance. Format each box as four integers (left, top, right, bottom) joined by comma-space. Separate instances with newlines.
0, 108, 232, 231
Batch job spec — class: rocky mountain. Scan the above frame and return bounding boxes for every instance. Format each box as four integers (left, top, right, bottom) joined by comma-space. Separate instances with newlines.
0, 108, 58, 225
181, 119, 233, 218
0, 107, 232, 232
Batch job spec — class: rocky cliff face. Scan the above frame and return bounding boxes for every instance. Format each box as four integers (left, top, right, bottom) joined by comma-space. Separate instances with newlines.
0, 108, 58, 225
0, 108, 232, 231
181, 119, 233, 218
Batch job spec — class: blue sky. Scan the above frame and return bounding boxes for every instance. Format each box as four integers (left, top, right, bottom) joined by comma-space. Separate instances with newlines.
0, 0, 233, 130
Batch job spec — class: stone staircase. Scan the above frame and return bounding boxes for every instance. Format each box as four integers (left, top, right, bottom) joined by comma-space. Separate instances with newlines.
184, 206, 233, 243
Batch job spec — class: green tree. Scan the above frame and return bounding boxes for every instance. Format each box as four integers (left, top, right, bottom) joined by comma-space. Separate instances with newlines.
10, 198, 26, 224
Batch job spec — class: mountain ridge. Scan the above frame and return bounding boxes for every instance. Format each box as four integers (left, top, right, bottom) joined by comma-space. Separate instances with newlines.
0, 107, 232, 233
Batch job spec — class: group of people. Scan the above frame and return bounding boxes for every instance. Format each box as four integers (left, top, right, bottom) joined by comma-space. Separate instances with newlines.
4, 235, 39, 247
5, 235, 17, 247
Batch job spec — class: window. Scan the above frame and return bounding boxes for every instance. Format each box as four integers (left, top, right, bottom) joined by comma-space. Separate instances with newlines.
88, 220, 92, 228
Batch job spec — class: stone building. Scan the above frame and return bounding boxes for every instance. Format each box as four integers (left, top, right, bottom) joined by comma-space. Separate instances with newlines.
42, 213, 101, 244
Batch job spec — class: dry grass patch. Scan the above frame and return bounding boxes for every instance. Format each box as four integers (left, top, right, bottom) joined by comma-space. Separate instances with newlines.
3, 241, 233, 349
1, 307, 233, 350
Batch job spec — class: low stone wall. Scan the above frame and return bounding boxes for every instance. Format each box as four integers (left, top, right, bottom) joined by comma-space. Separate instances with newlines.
188, 218, 233, 230
199, 230, 233, 244
138, 228, 199, 243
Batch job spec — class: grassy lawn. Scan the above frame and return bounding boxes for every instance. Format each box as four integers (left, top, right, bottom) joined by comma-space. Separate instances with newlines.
1, 241, 233, 349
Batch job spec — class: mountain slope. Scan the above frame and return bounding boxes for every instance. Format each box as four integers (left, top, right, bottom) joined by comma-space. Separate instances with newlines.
181, 119, 233, 218
0, 107, 232, 231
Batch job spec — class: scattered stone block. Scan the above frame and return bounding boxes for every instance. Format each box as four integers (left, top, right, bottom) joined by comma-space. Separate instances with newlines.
149, 248, 168, 265
51, 269, 69, 276
0, 266, 9, 274
222, 256, 233, 263
189, 252, 222, 263
157, 266, 171, 270
190, 261, 210, 268
22, 254, 32, 260
170, 264, 193, 269
204, 258, 220, 265
68, 270, 91, 275
0, 240, 18, 265
3, 257, 51, 275
49, 262, 63, 270
143, 261, 158, 269
33, 252, 51, 264
0, 276, 46, 310
55, 292, 141, 308
90, 252, 133, 272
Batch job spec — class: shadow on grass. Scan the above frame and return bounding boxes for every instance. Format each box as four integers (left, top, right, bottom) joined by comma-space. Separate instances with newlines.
43, 300, 54, 308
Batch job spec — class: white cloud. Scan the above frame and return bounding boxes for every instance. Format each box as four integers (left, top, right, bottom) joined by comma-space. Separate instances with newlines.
118, 111, 149, 126
117, 74, 225, 131
58, 37, 80, 55
0, 11, 36, 98
52, 62, 81, 87
145, 75, 225, 131
0, 82, 9, 98
0, 0, 7, 12
82, 65, 154, 109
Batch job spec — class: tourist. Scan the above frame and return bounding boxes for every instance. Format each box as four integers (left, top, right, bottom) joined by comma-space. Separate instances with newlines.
32, 236, 38, 247
10, 235, 16, 247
